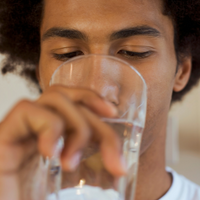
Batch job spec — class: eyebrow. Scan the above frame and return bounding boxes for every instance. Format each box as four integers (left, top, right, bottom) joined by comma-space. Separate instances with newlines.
110, 25, 161, 40
42, 27, 88, 41
42, 25, 161, 42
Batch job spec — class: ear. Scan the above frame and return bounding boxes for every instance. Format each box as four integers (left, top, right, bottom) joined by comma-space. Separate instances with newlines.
173, 56, 192, 92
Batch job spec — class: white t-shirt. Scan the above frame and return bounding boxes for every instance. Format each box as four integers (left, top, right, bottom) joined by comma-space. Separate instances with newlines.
48, 167, 200, 200
160, 167, 200, 200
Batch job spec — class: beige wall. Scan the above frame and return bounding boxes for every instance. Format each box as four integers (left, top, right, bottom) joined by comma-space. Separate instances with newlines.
168, 83, 200, 184
0, 55, 39, 121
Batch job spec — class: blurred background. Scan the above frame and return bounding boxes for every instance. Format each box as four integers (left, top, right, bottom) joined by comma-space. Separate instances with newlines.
0, 54, 199, 185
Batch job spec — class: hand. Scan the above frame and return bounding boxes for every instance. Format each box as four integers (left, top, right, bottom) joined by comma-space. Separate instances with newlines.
0, 85, 126, 199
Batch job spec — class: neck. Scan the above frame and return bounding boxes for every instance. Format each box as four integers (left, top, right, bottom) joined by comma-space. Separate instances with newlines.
135, 121, 172, 200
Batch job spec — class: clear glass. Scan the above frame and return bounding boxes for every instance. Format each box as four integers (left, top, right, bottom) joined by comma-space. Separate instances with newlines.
46, 54, 147, 200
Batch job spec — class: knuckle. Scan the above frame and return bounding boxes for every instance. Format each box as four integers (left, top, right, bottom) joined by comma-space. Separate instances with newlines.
48, 91, 63, 100
49, 116, 65, 135
48, 85, 68, 95
108, 129, 118, 141
109, 132, 121, 147
15, 99, 32, 111
9, 99, 33, 120
83, 89, 101, 101
63, 88, 77, 100
101, 124, 118, 143
77, 125, 91, 142
64, 87, 94, 101
42, 90, 67, 103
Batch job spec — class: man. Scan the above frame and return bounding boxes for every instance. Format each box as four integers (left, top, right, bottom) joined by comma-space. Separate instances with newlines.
0, 0, 200, 199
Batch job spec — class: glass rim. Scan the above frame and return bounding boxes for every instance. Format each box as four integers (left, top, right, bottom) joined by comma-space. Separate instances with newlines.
49, 54, 147, 90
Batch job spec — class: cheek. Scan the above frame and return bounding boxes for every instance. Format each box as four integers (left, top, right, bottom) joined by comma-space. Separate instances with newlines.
138, 55, 176, 153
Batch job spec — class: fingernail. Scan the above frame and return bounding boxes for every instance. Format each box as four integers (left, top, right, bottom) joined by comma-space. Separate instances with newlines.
53, 137, 64, 157
105, 101, 118, 116
68, 152, 81, 170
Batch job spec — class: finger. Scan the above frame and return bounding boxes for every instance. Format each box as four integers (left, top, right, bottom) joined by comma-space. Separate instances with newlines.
61, 105, 127, 176
46, 85, 118, 117
36, 91, 91, 167
0, 137, 37, 173
0, 100, 65, 171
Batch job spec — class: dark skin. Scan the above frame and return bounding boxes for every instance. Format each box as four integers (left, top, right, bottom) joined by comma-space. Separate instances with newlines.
0, 0, 192, 200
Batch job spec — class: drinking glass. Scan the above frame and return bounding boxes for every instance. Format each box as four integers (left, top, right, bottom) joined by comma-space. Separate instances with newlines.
46, 54, 147, 200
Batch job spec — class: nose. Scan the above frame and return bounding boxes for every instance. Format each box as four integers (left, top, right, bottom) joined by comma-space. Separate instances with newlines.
81, 57, 120, 105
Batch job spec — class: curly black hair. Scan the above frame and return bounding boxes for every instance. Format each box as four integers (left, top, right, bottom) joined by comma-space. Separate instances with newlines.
0, 0, 200, 101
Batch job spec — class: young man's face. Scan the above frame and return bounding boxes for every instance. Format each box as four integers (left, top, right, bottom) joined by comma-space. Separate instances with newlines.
38, 0, 186, 154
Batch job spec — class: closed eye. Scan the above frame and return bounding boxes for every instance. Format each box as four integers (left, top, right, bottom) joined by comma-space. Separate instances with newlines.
53, 51, 84, 61
52, 50, 153, 61
118, 50, 153, 59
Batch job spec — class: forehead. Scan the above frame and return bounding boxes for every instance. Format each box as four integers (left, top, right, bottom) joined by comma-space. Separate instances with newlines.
41, 0, 172, 40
